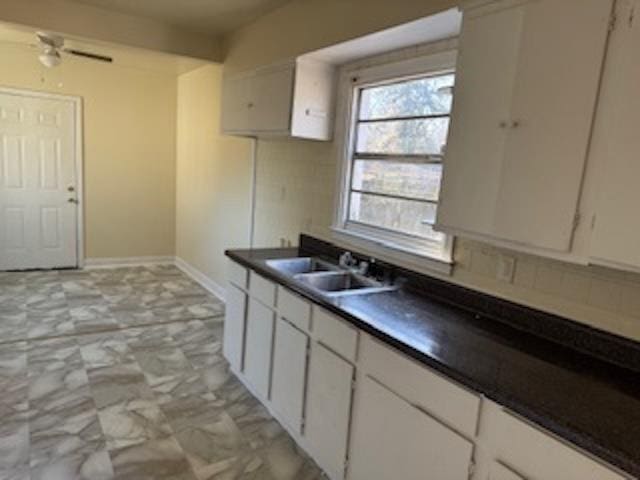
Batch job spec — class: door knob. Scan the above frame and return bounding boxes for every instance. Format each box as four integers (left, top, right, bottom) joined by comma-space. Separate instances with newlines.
67, 186, 75, 192
68, 198, 78, 204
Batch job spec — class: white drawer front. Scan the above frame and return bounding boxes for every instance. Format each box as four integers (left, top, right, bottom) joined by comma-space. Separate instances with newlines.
487, 407, 626, 480
227, 260, 248, 289
360, 334, 480, 438
313, 307, 358, 363
278, 287, 311, 332
249, 271, 276, 307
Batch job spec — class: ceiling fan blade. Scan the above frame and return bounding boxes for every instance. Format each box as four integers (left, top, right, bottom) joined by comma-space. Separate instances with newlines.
64, 49, 113, 63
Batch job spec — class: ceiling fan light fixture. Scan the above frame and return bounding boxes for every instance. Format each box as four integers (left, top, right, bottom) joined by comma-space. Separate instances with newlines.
39, 47, 62, 68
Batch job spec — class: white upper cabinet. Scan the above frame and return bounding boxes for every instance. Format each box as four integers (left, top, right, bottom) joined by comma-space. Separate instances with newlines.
437, 0, 614, 253
588, 0, 640, 270
221, 59, 335, 140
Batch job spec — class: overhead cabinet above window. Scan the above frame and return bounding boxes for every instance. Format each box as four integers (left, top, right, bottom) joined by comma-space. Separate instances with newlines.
221, 59, 336, 140
436, 0, 614, 253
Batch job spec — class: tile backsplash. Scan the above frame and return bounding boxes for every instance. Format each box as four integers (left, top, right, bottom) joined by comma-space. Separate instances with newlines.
252, 135, 640, 342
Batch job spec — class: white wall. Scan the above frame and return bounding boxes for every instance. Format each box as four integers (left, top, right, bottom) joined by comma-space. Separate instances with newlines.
175, 64, 253, 292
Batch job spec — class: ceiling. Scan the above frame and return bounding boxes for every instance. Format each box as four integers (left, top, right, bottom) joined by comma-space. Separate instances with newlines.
0, 22, 206, 75
62, 0, 293, 35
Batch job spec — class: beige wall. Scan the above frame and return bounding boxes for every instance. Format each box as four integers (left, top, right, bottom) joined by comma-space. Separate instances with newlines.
176, 64, 253, 288
0, 43, 178, 259
221, 5, 640, 342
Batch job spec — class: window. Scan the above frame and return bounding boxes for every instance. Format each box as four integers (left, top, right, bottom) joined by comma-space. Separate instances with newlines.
336, 57, 455, 263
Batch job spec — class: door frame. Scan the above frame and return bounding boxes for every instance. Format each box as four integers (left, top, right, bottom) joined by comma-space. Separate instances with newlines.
0, 86, 85, 268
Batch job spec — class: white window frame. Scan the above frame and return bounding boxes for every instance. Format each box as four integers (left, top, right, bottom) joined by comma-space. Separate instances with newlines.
333, 50, 457, 273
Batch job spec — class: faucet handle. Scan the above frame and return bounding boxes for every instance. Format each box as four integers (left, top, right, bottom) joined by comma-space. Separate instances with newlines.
339, 251, 353, 267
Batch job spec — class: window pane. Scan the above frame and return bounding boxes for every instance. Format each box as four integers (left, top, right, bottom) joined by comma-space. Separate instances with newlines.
356, 118, 449, 155
359, 74, 454, 120
352, 160, 442, 201
349, 192, 443, 240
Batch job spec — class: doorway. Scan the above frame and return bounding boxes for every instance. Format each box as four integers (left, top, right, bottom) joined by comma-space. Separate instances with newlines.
0, 88, 83, 270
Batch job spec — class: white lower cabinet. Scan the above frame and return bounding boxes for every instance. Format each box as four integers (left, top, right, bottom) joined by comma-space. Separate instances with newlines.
348, 376, 474, 480
223, 285, 247, 373
305, 342, 354, 480
271, 317, 309, 433
225, 262, 628, 480
243, 298, 275, 400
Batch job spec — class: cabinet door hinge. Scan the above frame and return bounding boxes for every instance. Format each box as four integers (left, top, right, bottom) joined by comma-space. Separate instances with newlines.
630, 5, 636, 27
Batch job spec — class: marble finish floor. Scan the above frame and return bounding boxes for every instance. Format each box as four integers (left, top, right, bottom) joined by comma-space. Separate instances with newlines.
0, 265, 322, 480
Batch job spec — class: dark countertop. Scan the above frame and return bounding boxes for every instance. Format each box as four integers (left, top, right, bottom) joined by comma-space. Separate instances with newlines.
226, 245, 640, 478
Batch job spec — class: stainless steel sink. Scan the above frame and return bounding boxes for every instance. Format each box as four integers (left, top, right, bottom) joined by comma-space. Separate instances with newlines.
265, 256, 396, 298
265, 257, 339, 275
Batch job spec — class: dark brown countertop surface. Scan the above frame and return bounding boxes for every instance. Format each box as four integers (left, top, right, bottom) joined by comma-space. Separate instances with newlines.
226, 239, 640, 478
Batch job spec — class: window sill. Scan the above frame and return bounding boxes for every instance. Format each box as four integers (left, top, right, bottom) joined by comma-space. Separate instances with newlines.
330, 227, 454, 277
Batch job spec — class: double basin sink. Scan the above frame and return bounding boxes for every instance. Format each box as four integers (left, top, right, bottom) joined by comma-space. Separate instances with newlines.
265, 257, 397, 298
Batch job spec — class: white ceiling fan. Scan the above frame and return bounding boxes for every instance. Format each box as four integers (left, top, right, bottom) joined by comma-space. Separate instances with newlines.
35, 32, 113, 68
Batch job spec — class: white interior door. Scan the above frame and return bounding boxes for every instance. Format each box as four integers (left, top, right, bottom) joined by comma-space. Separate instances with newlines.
0, 90, 78, 270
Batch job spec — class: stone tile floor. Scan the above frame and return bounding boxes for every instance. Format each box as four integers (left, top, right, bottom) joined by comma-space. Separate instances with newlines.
0, 265, 322, 480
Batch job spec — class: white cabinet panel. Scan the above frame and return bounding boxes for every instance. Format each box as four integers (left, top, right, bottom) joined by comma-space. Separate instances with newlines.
271, 318, 308, 433
589, 0, 640, 270
484, 405, 626, 480
220, 74, 251, 133
493, 0, 613, 250
278, 287, 311, 332
251, 64, 294, 132
438, 0, 613, 253
244, 298, 275, 400
360, 335, 480, 438
227, 260, 248, 289
348, 376, 474, 480
438, 4, 523, 238
249, 272, 276, 308
312, 307, 358, 363
306, 343, 354, 480
223, 285, 247, 372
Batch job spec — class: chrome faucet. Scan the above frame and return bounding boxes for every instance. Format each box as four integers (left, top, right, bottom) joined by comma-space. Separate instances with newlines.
339, 251, 370, 275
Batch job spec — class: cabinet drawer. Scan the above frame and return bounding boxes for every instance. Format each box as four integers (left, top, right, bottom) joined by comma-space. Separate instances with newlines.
249, 271, 276, 307
278, 287, 311, 332
487, 407, 626, 480
227, 260, 248, 289
360, 334, 480, 438
313, 307, 358, 363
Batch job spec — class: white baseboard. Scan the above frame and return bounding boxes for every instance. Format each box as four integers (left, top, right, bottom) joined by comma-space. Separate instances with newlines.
85, 256, 176, 268
175, 257, 226, 302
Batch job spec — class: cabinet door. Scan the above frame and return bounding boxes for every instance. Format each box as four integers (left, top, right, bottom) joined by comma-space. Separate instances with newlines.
590, 0, 640, 269
437, 4, 524, 238
271, 318, 308, 433
438, 0, 612, 252
223, 285, 247, 372
251, 64, 294, 132
243, 299, 275, 400
221, 74, 251, 133
348, 376, 473, 480
494, 0, 613, 250
306, 343, 354, 480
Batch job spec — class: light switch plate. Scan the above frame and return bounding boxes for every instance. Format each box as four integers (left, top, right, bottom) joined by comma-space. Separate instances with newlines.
497, 255, 516, 283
